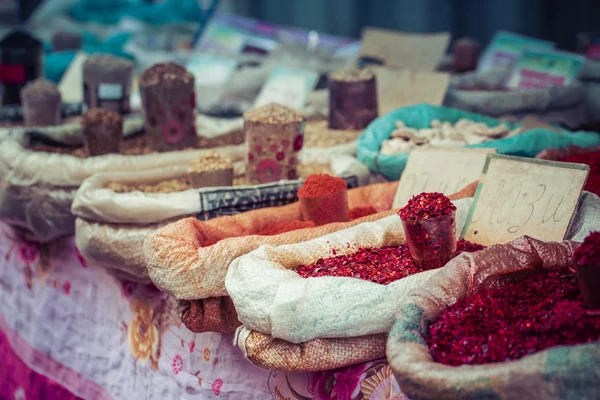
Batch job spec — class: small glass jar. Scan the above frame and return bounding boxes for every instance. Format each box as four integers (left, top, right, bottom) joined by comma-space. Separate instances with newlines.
401, 211, 457, 271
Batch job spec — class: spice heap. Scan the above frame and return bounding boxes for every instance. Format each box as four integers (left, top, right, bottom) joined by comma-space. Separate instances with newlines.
303, 120, 363, 148
81, 108, 123, 156
187, 151, 234, 189
399, 192, 457, 271
296, 239, 485, 285
427, 266, 600, 366
244, 103, 304, 184
559, 150, 600, 197
328, 68, 378, 130
380, 119, 522, 155
298, 174, 349, 225
573, 231, 600, 309
20, 78, 62, 126
139, 62, 197, 152
83, 54, 133, 114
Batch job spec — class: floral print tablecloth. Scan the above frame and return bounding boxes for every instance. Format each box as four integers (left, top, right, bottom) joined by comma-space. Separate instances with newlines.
0, 223, 407, 400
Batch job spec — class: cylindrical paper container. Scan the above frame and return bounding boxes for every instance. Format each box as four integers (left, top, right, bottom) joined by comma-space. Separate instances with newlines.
576, 261, 600, 310
300, 190, 349, 225
244, 103, 305, 184
452, 37, 481, 73
328, 68, 378, 130
20, 78, 61, 126
83, 54, 133, 114
51, 31, 82, 52
139, 62, 197, 152
0, 30, 43, 105
81, 108, 123, 156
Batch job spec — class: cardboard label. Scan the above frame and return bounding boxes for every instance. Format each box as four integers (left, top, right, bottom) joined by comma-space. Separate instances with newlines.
196, 22, 247, 54
187, 54, 238, 86
58, 52, 87, 103
254, 66, 318, 110
505, 49, 585, 89
462, 154, 589, 245
393, 148, 496, 208
373, 67, 450, 115
359, 27, 450, 71
478, 31, 555, 72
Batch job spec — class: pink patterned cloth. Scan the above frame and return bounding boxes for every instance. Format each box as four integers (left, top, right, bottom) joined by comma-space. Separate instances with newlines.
0, 223, 407, 399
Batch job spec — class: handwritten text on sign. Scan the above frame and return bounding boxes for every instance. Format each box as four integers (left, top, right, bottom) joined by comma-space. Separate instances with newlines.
462, 154, 589, 245
393, 148, 496, 208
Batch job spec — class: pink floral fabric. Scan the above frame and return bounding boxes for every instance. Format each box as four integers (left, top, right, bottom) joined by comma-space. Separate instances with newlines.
0, 223, 408, 399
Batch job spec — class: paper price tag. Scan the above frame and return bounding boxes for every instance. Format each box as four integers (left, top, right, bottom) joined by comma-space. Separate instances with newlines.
393, 148, 496, 208
254, 66, 318, 110
462, 154, 589, 246
373, 67, 450, 115
187, 54, 238, 87
359, 27, 450, 71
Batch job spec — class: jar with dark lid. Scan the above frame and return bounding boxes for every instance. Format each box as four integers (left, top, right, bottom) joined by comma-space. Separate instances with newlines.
0, 30, 43, 106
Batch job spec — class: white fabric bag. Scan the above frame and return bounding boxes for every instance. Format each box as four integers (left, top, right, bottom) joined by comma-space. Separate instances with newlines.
74, 152, 370, 282
226, 192, 600, 344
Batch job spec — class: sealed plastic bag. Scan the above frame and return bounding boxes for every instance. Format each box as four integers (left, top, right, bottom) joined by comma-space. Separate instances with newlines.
74, 152, 368, 283
387, 233, 600, 399
446, 69, 588, 128
358, 104, 600, 180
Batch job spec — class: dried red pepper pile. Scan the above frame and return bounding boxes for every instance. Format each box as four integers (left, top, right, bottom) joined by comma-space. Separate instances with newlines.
398, 192, 456, 221
427, 267, 600, 366
297, 174, 347, 198
296, 239, 485, 285
559, 150, 600, 197
574, 231, 600, 265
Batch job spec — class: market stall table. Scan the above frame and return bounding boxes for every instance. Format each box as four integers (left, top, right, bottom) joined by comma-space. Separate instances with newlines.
0, 223, 406, 399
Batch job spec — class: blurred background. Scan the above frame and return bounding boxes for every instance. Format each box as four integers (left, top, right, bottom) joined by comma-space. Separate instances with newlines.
3, 0, 600, 50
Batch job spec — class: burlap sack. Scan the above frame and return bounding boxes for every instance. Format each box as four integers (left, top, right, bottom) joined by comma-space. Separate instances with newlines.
236, 191, 600, 373
143, 182, 478, 335
226, 199, 476, 343
0, 115, 247, 242
387, 236, 599, 400
235, 327, 387, 372
446, 69, 588, 128
74, 153, 368, 284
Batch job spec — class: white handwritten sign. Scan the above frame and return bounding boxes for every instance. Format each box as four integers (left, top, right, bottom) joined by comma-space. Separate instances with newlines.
393, 148, 496, 208
373, 67, 450, 115
462, 154, 589, 245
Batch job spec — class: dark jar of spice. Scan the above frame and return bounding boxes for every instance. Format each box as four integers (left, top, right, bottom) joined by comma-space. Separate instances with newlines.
0, 30, 43, 106
401, 212, 457, 271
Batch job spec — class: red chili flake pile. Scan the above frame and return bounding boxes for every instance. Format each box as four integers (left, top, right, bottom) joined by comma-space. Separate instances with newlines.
427, 266, 600, 366
398, 192, 456, 221
349, 206, 377, 220
296, 239, 485, 285
573, 231, 600, 265
297, 174, 347, 198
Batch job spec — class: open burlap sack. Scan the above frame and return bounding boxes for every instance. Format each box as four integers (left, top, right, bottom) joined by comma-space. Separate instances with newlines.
0, 114, 250, 242
144, 181, 478, 334
235, 191, 600, 373
226, 199, 475, 343
74, 152, 368, 284
387, 236, 599, 399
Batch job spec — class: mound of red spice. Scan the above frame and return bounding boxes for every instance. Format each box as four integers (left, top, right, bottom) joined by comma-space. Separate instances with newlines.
398, 192, 456, 221
574, 231, 600, 265
348, 206, 377, 220
296, 239, 485, 285
297, 174, 347, 198
559, 150, 600, 197
427, 266, 600, 366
